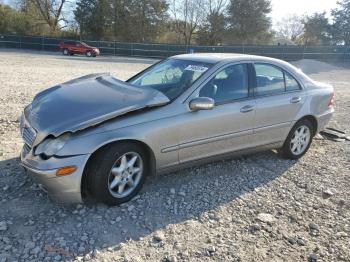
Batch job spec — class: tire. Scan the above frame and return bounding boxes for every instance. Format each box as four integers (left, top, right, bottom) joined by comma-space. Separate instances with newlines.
62, 49, 69, 55
86, 142, 149, 206
279, 119, 314, 160
86, 51, 92, 57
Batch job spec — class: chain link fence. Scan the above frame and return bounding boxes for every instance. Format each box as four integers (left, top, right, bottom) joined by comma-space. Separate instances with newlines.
1, 34, 350, 61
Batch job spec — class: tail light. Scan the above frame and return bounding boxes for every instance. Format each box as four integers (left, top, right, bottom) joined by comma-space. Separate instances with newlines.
328, 92, 335, 108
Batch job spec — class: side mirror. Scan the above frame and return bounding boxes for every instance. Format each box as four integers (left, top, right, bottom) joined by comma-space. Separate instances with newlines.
189, 97, 215, 111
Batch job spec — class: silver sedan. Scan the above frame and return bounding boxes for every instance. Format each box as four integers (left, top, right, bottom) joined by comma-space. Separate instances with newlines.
20, 53, 335, 205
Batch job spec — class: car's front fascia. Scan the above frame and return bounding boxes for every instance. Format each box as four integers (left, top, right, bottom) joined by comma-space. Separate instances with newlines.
20, 144, 90, 203
19, 100, 184, 203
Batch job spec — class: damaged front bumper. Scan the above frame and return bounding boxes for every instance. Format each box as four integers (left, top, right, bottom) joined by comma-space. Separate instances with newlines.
20, 145, 90, 203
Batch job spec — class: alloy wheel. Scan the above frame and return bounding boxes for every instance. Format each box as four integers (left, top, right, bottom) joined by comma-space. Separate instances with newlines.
290, 125, 311, 155
107, 152, 143, 198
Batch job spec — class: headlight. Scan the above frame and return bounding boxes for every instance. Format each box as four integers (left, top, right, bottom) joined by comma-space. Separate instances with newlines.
35, 133, 71, 158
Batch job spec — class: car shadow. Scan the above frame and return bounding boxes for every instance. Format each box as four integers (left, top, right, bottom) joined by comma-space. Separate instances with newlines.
0, 150, 297, 261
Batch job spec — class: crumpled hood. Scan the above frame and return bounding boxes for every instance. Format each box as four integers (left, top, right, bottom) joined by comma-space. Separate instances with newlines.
25, 73, 169, 145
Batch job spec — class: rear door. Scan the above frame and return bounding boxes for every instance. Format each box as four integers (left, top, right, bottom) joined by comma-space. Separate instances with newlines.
252, 63, 305, 145
178, 63, 257, 163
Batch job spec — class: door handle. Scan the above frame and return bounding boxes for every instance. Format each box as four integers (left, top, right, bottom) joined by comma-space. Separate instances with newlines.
240, 105, 255, 113
290, 97, 302, 104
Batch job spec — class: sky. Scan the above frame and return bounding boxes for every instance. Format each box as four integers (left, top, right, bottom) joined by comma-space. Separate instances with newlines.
271, 0, 339, 25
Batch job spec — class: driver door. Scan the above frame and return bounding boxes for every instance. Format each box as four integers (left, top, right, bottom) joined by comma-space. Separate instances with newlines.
178, 63, 257, 163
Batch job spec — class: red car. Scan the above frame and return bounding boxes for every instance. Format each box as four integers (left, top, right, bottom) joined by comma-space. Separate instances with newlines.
59, 41, 100, 57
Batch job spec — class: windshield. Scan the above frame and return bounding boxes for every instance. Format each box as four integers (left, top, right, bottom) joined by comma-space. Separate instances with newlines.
128, 59, 213, 100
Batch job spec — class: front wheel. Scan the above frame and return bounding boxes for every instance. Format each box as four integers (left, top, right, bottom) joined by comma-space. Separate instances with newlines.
86, 51, 92, 57
86, 143, 148, 205
279, 119, 314, 159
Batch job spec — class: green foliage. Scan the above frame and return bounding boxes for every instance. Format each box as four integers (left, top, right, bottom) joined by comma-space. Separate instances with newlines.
5, 0, 350, 46
0, 4, 33, 34
0, 2, 68, 36
227, 0, 272, 44
197, 12, 226, 45
74, 0, 112, 40
74, 0, 168, 42
301, 12, 332, 45
331, 0, 350, 45
197, 0, 227, 46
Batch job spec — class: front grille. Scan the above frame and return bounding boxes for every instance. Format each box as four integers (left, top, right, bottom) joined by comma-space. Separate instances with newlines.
20, 115, 36, 147
22, 144, 31, 157
22, 126, 36, 146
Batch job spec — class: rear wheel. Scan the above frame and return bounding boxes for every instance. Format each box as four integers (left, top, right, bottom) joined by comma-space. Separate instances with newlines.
279, 119, 314, 159
86, 142, 148, 205
62, 48, 69, 55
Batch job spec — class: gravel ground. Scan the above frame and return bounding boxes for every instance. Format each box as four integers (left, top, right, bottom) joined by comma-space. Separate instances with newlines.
0, 50, 349, 262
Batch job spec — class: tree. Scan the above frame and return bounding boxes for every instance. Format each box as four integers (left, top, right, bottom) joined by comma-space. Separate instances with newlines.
0, 3, 43, 35
301, 12, 332, 45
227, 0, 272, 44
275, 14, 304, 43
75, 0, 168, 42
169, 0, 205, 45
197, 0, 227, 45
74, 0, 111, 40
331, 0, 350, 45
125, 0, 168, 42
29, 0, 68, 33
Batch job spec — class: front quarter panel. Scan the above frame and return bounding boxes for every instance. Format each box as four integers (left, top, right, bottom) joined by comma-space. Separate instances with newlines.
56, 112, 185, 170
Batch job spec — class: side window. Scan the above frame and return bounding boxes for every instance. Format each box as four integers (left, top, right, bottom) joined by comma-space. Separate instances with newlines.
254, 64, 285, 96
285, 72, 301, 91
199, 64, 249, 104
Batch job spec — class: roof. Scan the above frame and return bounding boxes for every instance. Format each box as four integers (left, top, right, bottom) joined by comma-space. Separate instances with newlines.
172, 53, 272, 64
172, 53, 310, 83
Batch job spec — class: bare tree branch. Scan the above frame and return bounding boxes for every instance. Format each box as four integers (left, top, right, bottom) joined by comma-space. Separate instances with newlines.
275, 14, 304, 42
29, 0, 68, 32
169, 0, 205, 44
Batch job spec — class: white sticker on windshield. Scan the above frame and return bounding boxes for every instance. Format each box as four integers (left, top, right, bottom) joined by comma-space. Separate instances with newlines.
185, 65, 209, 73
